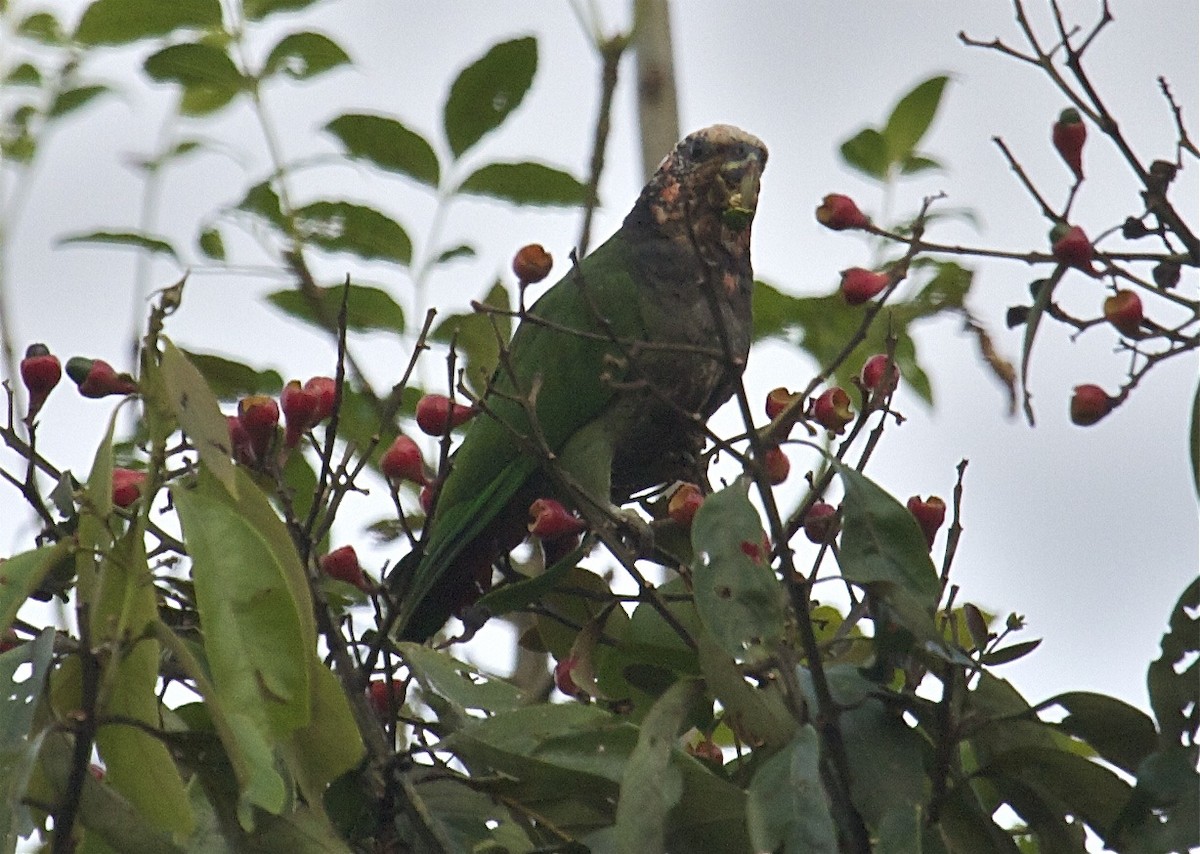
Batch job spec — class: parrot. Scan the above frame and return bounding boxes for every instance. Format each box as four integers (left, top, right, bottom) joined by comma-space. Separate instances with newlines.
392, 124, 768, 642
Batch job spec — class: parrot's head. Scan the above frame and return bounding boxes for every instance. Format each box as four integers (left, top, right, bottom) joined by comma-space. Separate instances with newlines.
632, 124, 768, 249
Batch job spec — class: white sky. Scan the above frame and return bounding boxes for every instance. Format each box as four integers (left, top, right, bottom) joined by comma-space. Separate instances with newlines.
4, 0, 1197, 716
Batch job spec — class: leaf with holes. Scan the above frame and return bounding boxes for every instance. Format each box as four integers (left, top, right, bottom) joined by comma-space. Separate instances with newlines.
691, 478, 786, 660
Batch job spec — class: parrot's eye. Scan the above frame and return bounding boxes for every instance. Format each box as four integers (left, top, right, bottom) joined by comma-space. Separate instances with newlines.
685, 137, 710, 161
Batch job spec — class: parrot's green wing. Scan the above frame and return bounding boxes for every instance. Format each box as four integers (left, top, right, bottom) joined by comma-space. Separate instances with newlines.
396, 232, 647, 640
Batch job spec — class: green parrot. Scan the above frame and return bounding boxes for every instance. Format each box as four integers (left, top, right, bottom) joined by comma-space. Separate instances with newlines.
393, 124, 767, 642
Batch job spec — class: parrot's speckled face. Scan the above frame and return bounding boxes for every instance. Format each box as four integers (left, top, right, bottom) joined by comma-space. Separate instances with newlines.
645, 124, 768, 232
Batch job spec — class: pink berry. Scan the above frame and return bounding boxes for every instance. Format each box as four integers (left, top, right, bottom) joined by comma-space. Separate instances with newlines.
906, 495, 947, 549
811, 387, 854, 434
840, 267, 890, 305
1070, 384, 1113, 426
528, 498, 585, 540
380, 435, 426, 485
815, 193, 870, 231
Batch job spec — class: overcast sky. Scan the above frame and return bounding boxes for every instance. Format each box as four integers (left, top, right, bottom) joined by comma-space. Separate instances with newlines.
5, 1, 1197, 713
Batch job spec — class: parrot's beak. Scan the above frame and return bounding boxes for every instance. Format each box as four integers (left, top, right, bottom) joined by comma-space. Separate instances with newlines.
719, 153, 764, 229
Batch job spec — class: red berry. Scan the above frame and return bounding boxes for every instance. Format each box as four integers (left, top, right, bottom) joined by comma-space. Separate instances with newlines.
1103, 290, 1144, 337
415, 393, 475, 436
304, 376, 337, 423
668, 482, 704, 528
553, 656, 581, 697
227, 415, 256, 466
237, 395, 279, 462
860, 354, 900, 396
367, 679, 405, 717
380, 435, 426, 485
686, 737, 724, 765
320, 545, 370, 591
1070, 384, 1113, 426
803, 502, 840, 544
840, 267, 890, 305
1050, 224, 1098, 276
765, 386, 799, 420
906, 495, 947, 549
112, 468, 147, 508
20, 344, 61, 420
811, 387, 854, 434
763, 446, 790, 485
528, 498, 585, 540
816, 193, 870, 231
281, 380, 320, 447
1052, 107, 1086, 181
512, 243, 553, 284
0, 628, 20, 653
66, 357, 137, 398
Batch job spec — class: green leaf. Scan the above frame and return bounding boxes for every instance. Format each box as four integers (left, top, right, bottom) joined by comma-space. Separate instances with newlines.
281, 663, 365, 809
1147, 578, 1199, 748
262, 31, 350, 80
75, 0, 221, 45
59, 229, 180, 262
16, 11, 64, 43
698, 633, 797, 752
752, 280, 953, 406
243, 0, 321, 20
1, 628, 55, 750
1113, 746, 1199, 852
443, 36, 537, 158
614, 680, 699, 853
1019, 269, 1065, 425
181, 349, 282, 399
293, 200, 412, 263
399, 643, 525, 715
236, 180, 286, 230
0, 629, 54, 843
436, 243, 476, 264
36, 731, 187, 853
475, 542, 586, 619
900, 154, 943, 175
48, 84, 110, 118
92, 523, 195, 837
980, 638, 1042, 666
445, 703, 634, 797
882, 76, 950, 165
198, 227, 226, 260
4, 62, 42, 86
160, 339, 239, 497
324, 113, 440, 187
982, 746, 1132, 844
1033, 691, 1158, 777
143, 42, 244, 115
267, 283, 405, 333
0, 544, 70, 636
407, 775, 536, 853
459, 161, 587, 207
432, 280, 511, 395
171, 467, 315, 814
839, 127, 889, 180
746, 725, 838, 854
842, 698, 927, 851
691, 478, 787, 660
830, 459, 940, 607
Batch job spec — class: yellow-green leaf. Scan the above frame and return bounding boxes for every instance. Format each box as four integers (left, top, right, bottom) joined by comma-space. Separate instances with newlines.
92, 522, 193, 837
161, 339, 238, 497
